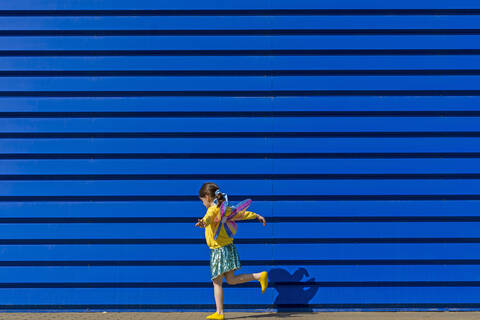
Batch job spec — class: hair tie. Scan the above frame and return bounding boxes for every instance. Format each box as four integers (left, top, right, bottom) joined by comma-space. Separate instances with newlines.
213, 189, 228, 206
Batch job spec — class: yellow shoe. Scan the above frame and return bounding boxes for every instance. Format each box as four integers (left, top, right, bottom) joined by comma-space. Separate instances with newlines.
206, 312, 224, 320
259, 271, 268, 294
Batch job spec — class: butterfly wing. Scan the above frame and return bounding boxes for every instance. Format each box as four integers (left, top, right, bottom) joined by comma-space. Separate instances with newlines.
225, 220, 238, 237
213, 201, 228, 240
228, 199, 252, 221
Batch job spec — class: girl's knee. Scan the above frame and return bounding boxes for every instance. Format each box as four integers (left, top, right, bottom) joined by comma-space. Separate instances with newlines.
212, 275, 223, 286
224, 273, 236, 285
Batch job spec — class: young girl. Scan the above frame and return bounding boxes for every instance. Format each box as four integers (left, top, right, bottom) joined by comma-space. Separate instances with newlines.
195, 182, 268, 320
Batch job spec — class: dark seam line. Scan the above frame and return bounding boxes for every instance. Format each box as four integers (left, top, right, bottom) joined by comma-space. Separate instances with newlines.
1, 132, 480, 138
0, 90, 479, 97
1, 281, 480, 288
3, 29, 480, 36
1, 195, 480, 201
1, 49, 480, 56
0, 238, 479, 245
0, 217, 479, 223
5, 70, 480, 76
0, 303, 477, 309
0, 153, 479, 159
3, 111, 480, 118
0, 259, 479, 266
1, 173, 480, 180
1, 9, 480, 16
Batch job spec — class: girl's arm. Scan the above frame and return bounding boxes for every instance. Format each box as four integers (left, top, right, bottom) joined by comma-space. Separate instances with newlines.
239, 210, 267, 226
195, 206, 216, 228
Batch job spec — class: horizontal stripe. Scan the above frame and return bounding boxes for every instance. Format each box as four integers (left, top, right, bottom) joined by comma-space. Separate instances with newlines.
0, 303, 477, 310
0, 90, 479, 97
0, 238, 478, 245
1, 287, 480, 306
5, 77, 480, 92
3, 56, 480, 72
6, 35, 480, 51
5, 70, 480, 76
0, 173, 479, 180
3, 265, 480, 282
4, 29, 480, 36
0, 153, 479, 159
3, 49, 480, 56
4, 49, 480, 57
0, 281, 478, 288
4, 111, 480, 117
0, 216, 478, 223
4, 244, 480, 261
4, 77, 480, 91
14, 179, 480, 196
6, 96, 480, 112
3, 9, 480, 16
0, 303, 475, 310
2, 195, 480, 201
6, 159, 480, 175
4, 17, 480, 33
3, 117, 480, 134
1, 0, 479, 10
0, 200, 477, 218
3, 222, 480, 240
2, 132, 480, 138
0, 137, 469, 154
0, 260, 479, 266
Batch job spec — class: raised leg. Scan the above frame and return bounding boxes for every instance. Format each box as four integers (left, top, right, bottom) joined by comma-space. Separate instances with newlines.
224, 270, 262, 285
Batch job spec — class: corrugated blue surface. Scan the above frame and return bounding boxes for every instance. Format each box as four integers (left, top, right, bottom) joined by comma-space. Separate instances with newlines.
1, 1, 480, 312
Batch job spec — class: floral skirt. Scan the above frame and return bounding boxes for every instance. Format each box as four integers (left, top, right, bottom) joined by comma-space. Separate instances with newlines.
210, 243, 241, 280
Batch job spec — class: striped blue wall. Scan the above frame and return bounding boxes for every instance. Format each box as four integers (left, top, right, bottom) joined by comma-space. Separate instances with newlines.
1, 0, 480, 312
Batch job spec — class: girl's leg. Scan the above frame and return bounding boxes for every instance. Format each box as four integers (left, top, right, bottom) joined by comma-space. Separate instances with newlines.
212, 274, 224, 315
224, 270, 263, 285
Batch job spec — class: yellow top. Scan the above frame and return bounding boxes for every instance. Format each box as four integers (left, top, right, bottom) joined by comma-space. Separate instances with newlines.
201, 204, 258, 249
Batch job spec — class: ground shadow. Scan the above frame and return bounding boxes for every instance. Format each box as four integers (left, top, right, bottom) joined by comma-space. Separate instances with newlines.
228, 267, 319, 319
270, 267, 319, 312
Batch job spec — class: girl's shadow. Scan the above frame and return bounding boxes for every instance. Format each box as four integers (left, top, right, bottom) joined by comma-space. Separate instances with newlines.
270, 267, 319, 312
229, 267, 319, 319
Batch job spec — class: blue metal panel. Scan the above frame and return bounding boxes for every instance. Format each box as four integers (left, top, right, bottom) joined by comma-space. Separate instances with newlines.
2, 96, 480, 112
1, 243, 480, 260
4, 16, 480, 30
0, 0, 479, 10
2, 265, 480, 282
2, 158, 480, 174
3, 56, 480, 71
1, 1, 479, 313
3, 35, 480, 51
0, 221, 478, 239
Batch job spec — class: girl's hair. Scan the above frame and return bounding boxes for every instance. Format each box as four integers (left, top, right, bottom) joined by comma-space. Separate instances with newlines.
198, 182, 225, 208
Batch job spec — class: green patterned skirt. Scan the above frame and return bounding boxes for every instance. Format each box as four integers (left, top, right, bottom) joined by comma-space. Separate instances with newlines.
210, 243, 241, 280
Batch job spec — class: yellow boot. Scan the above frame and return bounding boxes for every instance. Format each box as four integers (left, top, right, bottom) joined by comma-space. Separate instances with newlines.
206, 312, 224, 320
258, 271, 268, 294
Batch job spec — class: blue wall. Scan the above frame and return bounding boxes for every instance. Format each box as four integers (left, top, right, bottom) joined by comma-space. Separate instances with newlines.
1, 0, 480, 312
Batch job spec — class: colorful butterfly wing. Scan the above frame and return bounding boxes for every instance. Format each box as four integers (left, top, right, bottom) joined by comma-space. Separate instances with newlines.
228, 199, 252, 221
225, 220, 238, 237
213, 221, 222, 240
213, 201, 228, 240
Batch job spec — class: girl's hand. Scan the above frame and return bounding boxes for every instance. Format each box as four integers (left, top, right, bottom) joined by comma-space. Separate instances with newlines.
195, 218, 206, 228
257, 215, 266, 226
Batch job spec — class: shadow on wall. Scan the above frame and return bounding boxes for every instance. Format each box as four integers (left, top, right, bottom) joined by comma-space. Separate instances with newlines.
269, 267, 319, 312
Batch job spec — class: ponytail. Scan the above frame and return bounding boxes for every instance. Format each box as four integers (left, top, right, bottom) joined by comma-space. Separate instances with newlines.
199, 182, 226, 208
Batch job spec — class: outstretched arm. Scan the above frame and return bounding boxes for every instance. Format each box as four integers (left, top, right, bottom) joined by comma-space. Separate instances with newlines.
239, 210, 266, 226
195, 206, 216, 228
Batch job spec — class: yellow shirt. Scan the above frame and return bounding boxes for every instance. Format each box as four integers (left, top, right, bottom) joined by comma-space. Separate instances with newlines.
201, 204, 258, 249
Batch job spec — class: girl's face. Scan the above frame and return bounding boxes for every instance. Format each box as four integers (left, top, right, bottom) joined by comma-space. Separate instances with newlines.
200, 195, 213, 209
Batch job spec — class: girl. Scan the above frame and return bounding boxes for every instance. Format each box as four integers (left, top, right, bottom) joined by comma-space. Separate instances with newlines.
195, 182, 268, 320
